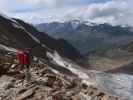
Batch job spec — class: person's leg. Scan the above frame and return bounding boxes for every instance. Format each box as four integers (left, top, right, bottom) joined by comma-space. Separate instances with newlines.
25, 65, 31, 82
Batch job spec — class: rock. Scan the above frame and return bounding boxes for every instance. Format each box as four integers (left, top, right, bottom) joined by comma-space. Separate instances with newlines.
80, 93, 92, 100
16, 87, 36, 100
0, 55, 119, 100
72, 93, 92, 100
101, 95, 109, 100
33, 87, 52, 100
11, 64, 17, 68
47, 96, 53, 100
53, 93, 64, 100
45, 74, 57, 87
0, 75, 15, 90
0, 75, 15, 100
34, 90, 47, 100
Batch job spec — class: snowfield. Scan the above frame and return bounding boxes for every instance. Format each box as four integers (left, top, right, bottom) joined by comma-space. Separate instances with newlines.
96, 73, 133, 100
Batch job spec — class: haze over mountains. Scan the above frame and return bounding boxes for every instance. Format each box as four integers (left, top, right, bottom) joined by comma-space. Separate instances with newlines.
36, 20, 133, 55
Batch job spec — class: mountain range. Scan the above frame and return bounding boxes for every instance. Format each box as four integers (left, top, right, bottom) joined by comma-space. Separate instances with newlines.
36, 20, 133, 55
1, 13, 133, 99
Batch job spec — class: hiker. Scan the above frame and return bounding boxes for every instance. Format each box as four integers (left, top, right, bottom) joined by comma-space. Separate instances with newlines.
16, 48, 32, 82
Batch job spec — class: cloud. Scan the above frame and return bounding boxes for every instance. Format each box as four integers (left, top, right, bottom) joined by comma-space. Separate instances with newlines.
17, 0, 84, 8
1, 0, 133, 26
0, 0, 10, 12
0, 0, 86, 13
62, 0, 133, 26
0, 0, 34, 13
19, 0, 56, 7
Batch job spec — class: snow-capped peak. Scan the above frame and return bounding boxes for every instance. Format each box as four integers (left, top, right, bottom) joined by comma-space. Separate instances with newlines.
68, 19, 99, 28
83, 21, 99, 26
69, 19, 81, 29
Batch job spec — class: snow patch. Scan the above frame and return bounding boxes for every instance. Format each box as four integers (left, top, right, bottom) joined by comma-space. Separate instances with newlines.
11, 22, 24, 29
46, 51, 96, 86
0, 44, 18, 52
84, 21, 98, 26
70, 20, 81, 29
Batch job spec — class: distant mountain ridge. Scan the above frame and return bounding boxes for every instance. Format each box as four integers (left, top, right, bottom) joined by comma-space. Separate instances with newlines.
36, 20, 133, 54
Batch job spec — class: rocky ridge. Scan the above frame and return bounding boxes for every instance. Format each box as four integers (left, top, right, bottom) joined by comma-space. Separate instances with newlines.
0, 54, 119, 100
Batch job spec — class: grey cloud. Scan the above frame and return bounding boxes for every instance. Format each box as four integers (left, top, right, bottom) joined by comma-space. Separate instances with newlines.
62, 0, 133, 26
4, 0, 133, 27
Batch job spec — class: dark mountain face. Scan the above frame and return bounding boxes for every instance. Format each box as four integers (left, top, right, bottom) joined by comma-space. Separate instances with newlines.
36, 21, 133, 54
0, 14, 82, 61
0, 15, 38, 49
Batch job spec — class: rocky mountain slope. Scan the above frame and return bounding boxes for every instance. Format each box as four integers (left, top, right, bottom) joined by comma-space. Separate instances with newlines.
36, 20, 133, 54
0, 53, 119, 100
0, 47, 133, 100
0, 14, 82, 61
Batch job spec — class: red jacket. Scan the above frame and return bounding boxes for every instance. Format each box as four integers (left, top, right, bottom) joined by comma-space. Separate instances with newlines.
16, 51, 30, 65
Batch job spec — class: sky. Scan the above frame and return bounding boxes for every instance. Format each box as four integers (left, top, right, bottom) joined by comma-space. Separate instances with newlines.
0, 0, 133, 26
